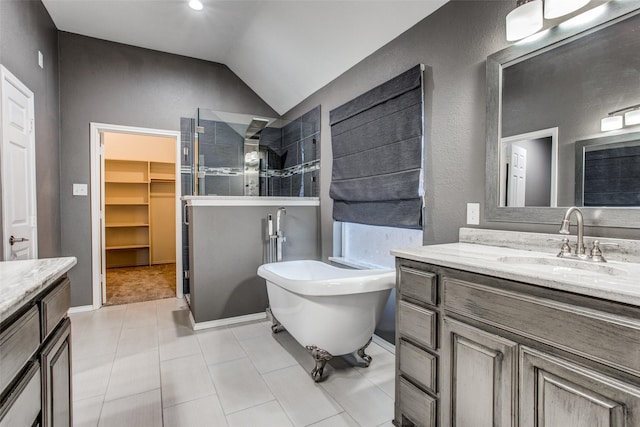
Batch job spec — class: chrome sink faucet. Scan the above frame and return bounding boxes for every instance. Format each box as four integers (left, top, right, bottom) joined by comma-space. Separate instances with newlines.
559, 206, 586, 257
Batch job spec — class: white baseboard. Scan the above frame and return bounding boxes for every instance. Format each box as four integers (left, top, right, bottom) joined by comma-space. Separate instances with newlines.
67, 305, 95, 314
189, 311, 267, 331
373, 334, 395, 354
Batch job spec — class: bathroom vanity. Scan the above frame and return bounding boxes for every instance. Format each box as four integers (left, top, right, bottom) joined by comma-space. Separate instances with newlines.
0, 257, 76, 427
391, 229, 640, 427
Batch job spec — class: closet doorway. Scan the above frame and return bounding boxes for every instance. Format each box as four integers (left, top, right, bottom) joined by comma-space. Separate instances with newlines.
90, 124, 182, 308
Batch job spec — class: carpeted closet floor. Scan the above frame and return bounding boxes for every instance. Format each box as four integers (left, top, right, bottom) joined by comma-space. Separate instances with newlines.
105, 263, 176, 306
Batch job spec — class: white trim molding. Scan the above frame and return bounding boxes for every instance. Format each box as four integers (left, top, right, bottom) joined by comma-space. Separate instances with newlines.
189, 311, 267, 331
67, 305, 96, 314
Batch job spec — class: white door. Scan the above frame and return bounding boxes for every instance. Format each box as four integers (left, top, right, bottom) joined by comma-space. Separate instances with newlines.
1, 66, 37, 260
507, 144, 527, 207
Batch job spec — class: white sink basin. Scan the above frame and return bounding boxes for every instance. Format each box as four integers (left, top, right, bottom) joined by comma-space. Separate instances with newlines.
497, 255, 628, 277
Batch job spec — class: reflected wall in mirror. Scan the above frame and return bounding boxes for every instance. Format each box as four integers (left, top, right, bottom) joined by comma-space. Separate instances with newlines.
486, 2, 640, 227
500, 128, 557, 207
575, 131, 640, 207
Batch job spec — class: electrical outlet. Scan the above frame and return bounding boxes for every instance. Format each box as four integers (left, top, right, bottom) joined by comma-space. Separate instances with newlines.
73, 183, 88, 196
467, 203, 480, 225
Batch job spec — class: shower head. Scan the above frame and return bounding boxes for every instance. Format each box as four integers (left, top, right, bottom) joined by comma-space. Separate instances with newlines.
245, 118, 270, 140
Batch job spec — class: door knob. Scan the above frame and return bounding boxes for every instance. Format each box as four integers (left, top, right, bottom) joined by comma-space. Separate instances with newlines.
9, 235, 29, 246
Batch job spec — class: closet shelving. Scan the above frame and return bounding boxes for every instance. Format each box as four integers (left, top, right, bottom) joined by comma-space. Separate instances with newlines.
104, 159, 175, 268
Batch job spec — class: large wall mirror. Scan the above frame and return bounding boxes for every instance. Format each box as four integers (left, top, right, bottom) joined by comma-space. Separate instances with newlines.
486, 1, 640, 227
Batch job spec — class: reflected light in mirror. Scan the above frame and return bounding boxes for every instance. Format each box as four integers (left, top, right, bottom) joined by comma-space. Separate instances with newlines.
506, 0, 543, 41
559, 3, 607, 29
544, 0, 591, 19
188, 0, 203, 11
626, 110, 640, 126
600, 115, 623, 132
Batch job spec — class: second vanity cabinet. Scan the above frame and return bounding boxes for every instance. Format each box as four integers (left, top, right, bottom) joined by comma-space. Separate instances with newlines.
0, 275, 72, 427
394, 258, 640, 427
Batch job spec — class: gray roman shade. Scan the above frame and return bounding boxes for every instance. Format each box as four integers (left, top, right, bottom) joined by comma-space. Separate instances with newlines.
329, 65, 424, 229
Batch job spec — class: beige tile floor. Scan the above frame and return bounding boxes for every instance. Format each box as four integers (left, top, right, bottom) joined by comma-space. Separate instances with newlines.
70, 298, 396, 427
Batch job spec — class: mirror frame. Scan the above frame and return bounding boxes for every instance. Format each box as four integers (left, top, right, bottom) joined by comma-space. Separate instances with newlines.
485, 1, 640, 227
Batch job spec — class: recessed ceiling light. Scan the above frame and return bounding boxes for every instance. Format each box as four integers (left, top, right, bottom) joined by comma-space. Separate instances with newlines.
188, 0, 203, 11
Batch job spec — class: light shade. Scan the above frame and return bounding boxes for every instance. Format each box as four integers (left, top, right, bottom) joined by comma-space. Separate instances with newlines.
188, 0, 203, 11
506, 0, 544, 42
544, 0, 591, 19
625, 109, 640, 126
600, 115, 623, 132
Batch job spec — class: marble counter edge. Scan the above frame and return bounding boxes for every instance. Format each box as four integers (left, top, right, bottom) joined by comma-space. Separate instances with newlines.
391, 244, 640, 307
0, 257, 77, 323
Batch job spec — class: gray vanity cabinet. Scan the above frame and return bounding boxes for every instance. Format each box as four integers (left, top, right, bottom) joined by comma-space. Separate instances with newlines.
440, 317, 516, 427
41, 317, 72, 427
394, 260, 441, 427
0, 275, 72, 427
519, 346, 640, 427
393, 258, 640, 427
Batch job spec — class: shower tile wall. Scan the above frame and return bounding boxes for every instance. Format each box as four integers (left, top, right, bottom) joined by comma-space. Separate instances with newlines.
199, 120, 245, 196
280, 106, 320, 197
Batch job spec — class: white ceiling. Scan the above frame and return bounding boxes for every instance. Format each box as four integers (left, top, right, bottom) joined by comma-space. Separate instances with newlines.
42, 0, 448, 115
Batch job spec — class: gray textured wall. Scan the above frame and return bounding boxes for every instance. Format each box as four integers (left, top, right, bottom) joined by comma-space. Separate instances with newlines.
285, 0, 640, 260
0, 0, 61, 260
285, 1, 513, 258
189, 204, 320, 323
58, 33, 278, 306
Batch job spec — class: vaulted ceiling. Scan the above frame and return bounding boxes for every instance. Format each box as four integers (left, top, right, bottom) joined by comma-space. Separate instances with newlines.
42, 0, 449, 114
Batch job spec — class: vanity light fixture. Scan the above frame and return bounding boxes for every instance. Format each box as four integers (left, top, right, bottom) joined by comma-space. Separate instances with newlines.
625, 109, 640, 127
506, 0, 544, 41
188, 0, 203, 11
600, 115, 623, 132
507, 0, 593, 42
601, 104, 640, 131
544, 0, 591, 19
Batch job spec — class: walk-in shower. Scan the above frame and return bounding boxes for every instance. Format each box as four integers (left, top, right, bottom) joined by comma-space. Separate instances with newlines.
180, 108, 320, 198
179, 106, 322, 298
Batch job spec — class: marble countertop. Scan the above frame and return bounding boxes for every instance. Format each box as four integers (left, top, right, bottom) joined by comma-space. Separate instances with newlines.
391, 243, 640, 307
0, 257, 77, 322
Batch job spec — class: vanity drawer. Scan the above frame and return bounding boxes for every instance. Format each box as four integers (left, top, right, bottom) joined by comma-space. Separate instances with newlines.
398, 300, 437, 350
399, 339, 437, 393
399, 265, 437, 306
39, 277, 71, 341
398, 376, 436, 427
0, 362, 41, 427
443, 276, 640, 376
0, 306, 40, 392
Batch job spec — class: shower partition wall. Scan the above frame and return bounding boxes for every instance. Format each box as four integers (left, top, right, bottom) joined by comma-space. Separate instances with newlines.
179, 106, 321, 298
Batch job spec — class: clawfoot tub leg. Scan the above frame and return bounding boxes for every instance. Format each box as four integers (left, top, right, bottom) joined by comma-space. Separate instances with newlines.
305, 346, 333, 382
266, 307, 285, 333
357, 337, 373, 367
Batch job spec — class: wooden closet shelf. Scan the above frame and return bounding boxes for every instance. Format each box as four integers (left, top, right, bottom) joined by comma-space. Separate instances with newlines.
105, 180, 149, 184
106, 245, 150, 250
105, 223, 149, 228
105, 202, 149, 206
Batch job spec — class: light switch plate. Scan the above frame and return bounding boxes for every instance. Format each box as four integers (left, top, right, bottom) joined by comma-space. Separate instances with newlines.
467, 203, 480, 225
38, 51, 44, 69
73, 183, 88, 196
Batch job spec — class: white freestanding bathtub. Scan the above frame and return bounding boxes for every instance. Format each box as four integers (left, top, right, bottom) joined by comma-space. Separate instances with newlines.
257, 260, 395, 381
